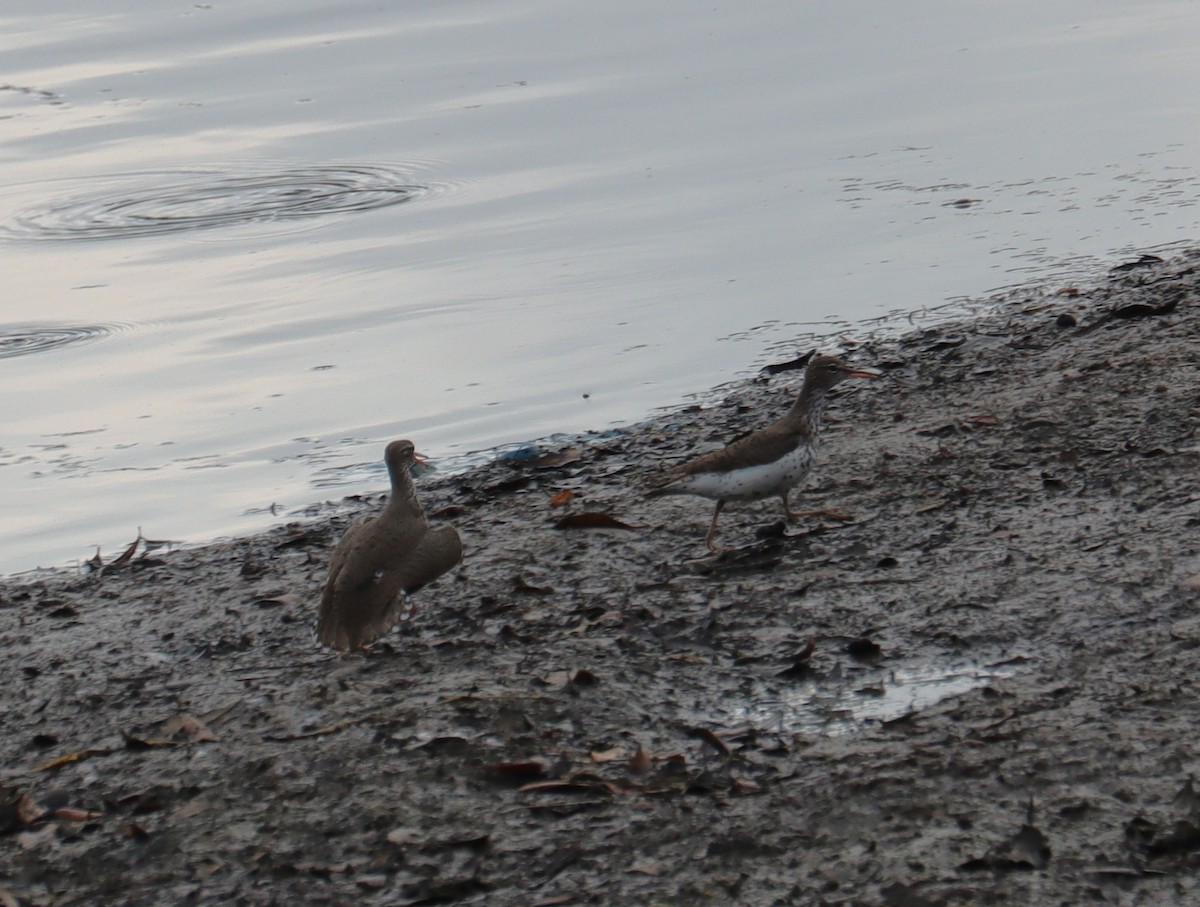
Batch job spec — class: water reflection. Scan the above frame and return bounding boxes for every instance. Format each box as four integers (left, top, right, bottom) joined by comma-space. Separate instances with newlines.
730, 660, 1016, 736
0, 322, 128, 359
1, 163, 431, 241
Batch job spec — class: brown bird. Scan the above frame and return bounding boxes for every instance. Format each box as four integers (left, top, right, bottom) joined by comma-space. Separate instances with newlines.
317, 439, 463, 651
647, 354, 879, 553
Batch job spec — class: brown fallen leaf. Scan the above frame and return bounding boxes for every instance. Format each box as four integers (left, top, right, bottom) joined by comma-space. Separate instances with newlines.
760, 349, 815, 376
106, 533, 142, 570
628, 742, 651, 775
730, 776, 761, 795
122, 730, 178, 751
553, 512, 638, 531
17, 793, 46, 825
34, 748, 112, 773
53, 806, 101, 822
549, 489, 574, 507
687, 726, 732, 757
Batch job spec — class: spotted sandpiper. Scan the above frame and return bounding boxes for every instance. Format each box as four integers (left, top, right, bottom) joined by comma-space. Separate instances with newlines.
646, 354, 879, 553
317, 439, 463, 651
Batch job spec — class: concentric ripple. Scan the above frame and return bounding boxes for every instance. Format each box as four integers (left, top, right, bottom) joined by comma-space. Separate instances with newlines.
2, 164, 434, 241
0, 323, 125, 360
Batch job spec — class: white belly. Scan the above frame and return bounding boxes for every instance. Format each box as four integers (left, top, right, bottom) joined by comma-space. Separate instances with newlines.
680, 446, 814, 502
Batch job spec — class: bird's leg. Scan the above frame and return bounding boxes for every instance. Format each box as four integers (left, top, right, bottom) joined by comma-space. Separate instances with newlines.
705, 501, 733, 554
781, 492, 852, 522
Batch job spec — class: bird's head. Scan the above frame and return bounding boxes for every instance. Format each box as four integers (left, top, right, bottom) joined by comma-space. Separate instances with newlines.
384, 439, 428, 475
804, 354, 881, 391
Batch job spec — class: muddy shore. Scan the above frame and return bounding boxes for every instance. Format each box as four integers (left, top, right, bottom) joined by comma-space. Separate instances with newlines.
4, 253, 1200, 906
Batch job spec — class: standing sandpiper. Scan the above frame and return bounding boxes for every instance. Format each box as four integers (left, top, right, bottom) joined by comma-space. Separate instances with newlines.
647, 354, 879, 553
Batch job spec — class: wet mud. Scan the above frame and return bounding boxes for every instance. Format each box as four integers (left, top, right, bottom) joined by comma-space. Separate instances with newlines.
4, 253, 1200, 905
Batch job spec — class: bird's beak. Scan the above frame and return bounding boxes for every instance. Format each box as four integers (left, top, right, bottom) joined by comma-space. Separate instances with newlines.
845, 366, 882, 380
413, 451, 430, 466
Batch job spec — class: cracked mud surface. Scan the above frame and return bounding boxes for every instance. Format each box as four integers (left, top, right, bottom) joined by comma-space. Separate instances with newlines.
4, 253, 1200, 905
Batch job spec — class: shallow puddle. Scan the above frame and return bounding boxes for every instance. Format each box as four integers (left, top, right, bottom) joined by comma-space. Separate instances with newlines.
730, 660, 1017, 736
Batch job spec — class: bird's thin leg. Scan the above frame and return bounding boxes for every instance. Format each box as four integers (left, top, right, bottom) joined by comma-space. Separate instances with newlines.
782, 492, 851, 522
705, 501, 732, 554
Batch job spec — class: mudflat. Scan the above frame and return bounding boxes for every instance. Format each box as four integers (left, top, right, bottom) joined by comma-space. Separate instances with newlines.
4, 253, 1200, 906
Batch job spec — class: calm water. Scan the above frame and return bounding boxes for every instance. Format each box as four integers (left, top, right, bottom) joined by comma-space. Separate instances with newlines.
3, 1, 1200, 574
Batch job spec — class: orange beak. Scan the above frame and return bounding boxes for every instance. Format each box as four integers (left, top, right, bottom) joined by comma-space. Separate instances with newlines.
413, 451, 430, 466
845, 366, 881, 380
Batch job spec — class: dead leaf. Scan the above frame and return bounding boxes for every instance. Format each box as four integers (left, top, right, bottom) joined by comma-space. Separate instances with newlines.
589, 748, 626, 763
53, 807, 101, 822
628, 742, 651, 775
549, 489, 574, 507
760, 349, 815, 376
686, 726, 731, 757
1110, 253, 1163, 273
17, 793, 45, 825
34, 748, 111, 773
253, 592, 299, 608
106, 533, 142, 570
162, 714, 220, 743
553, 512, 638, 531
730, 776, 760, 795
122, 730, 178, 751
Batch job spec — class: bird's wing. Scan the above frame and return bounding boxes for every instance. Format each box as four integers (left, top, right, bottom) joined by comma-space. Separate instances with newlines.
317, 517, 409, 649
673, 425, 801, 476
395, 525, 463, 594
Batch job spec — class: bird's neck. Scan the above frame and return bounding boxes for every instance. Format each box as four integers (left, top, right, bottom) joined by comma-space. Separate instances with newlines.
782, 385, 829, 440
385, 474, 426, 520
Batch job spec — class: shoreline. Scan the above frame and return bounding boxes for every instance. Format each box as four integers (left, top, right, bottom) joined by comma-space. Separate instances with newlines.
4, 251, 1200, 904
4, 245, 1170, 585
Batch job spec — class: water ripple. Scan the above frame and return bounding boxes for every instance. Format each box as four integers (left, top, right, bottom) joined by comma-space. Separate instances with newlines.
1, 163, 437, 241
0, 323, 126, 359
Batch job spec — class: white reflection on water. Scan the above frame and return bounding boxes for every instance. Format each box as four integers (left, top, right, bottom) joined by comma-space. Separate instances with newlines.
733, 661, 1017, 737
